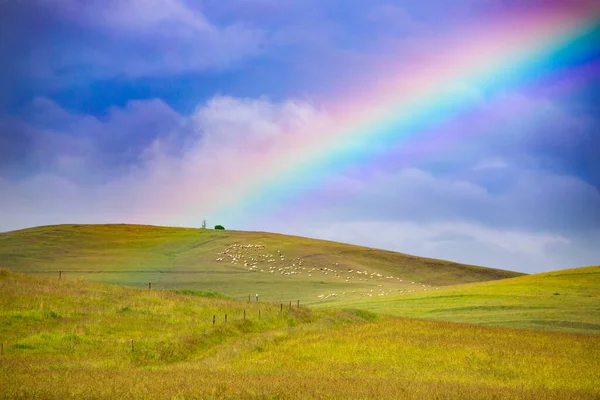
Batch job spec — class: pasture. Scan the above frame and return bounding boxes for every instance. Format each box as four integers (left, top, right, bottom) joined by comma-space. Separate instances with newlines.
326, 265, 600, 335
0, 224, 521, 304
1, 270, 599, 399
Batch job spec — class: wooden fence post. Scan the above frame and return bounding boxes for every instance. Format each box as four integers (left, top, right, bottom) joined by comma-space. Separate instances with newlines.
297, 300, 300, 308
225, 314, 227, 323
289, 301, 291, 310
148, 282, 151, 290
131, 340, 134, 352
244, 310, 246, 320
59, 271, 62, 280
258, 310, 261, 319
212, 315, 216, 325
280, 303, 283, 312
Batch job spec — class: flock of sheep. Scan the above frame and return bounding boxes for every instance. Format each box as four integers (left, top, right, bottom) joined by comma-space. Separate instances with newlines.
215, 243, 438, 299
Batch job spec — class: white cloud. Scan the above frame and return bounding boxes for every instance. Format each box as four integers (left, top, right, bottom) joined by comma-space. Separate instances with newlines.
269, 220, 586, 273
334, 164, 600, 235
0, 95, 323, 227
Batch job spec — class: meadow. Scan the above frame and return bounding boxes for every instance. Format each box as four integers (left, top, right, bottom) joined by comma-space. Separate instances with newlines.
1, 269, 599, 399
325, 265, 600, 335
0, 224, 521, 305
2, 224, 599, 398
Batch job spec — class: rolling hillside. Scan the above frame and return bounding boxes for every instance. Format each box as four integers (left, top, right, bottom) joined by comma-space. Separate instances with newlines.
332, 265, 600, 334
1, 269, 598, 399
0, 224, 522, 303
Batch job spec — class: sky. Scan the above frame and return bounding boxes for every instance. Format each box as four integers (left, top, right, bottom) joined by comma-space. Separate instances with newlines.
1, 0, 599, 274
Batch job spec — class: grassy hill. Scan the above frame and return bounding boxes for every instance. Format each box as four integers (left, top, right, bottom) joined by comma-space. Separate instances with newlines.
1, 270, 599, 399
330, 265, 600, 335
0, 224, 522, 304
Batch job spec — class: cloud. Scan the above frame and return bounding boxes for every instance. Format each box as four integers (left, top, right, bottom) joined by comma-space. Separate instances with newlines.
367, 4, 424, 33
84, 0, 215, 33
0, 0, 266, 90
278, 220, 580, 273
0, 95, 322, 226
472, 157, 509, 171
332, 166, 600, 235
0, 97, 189, 181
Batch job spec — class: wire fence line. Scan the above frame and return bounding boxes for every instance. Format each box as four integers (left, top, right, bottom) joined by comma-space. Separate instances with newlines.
0, 303, 306, 357
22, 270, 242, 274
19, 269, 323, 305
2, 270, 316, 357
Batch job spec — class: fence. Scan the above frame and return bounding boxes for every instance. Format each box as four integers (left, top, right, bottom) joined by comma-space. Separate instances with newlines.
0, 300, 305, 356
25, 269, 309, 303
1, 270, 308, 356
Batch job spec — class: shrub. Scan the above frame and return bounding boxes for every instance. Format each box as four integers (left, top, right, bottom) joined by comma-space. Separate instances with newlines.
214, 225, 225, 230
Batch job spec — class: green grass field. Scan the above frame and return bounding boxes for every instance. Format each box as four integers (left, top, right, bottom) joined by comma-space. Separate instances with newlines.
329, 265, 600, 335
1, 269, 599, 399
0, 224, 522, 305
2, 223, 599, 398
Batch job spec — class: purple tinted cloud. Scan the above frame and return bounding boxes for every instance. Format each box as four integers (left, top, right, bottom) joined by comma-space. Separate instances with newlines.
1, 0, 266, 88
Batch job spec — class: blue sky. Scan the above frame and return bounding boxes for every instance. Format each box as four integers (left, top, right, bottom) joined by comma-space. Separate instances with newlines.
0, 0, 599, 273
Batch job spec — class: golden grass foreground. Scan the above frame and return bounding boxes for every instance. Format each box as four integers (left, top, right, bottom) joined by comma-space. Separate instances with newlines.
1, 269, 599, 399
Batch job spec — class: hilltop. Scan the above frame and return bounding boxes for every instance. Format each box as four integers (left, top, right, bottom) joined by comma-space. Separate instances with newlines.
0, 224, 522, 303
1, 269, 598, 399
333, 265, 600, 335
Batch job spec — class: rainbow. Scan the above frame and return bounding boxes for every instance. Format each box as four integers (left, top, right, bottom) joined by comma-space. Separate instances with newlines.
179, 3, 600, 227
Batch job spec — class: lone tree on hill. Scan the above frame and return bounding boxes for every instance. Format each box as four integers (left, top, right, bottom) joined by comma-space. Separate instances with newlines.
201, 219, 207, 229
214, 225, 225, 230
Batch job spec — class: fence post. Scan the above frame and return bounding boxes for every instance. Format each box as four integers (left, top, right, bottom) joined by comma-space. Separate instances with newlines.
258, 310, 261, 319
244, 310, 246, 320
289, 301, 291, 310
148, 282, 151, 290
225, 314, 227, 323
297, 300, 300, 308
212, 315, 216, 325
248, 295, 251, 302
59, 271, 62, 280
1, 342, 3, 355
280, 303, 283, 312
131, 340, 134, 352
